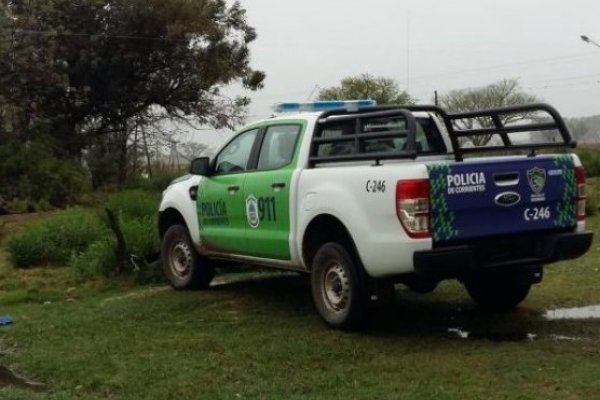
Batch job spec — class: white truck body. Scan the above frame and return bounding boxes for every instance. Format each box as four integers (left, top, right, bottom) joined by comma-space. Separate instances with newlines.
158, 101, 593, 328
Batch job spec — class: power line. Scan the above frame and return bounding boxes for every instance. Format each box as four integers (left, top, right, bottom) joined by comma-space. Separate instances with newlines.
525, 72, 600, 85
524, 79, 600, 91
408, 51, 600, 83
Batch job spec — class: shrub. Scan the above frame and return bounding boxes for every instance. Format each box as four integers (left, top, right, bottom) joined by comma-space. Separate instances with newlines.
7, 209, 107, 268
70, 238, 117, 280
69, 191, 162, 282
107, 190, 160, 221
586, 178, 599, 216
575, 146, 600, 178
8, 189, 163, 283
0, 138, 89, 208
121, 216, 160, 260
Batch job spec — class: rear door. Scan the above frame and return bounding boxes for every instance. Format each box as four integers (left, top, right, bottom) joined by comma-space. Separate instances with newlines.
243, 123, 304, 260
197, 128, 259, 253
428, 155, 577, 243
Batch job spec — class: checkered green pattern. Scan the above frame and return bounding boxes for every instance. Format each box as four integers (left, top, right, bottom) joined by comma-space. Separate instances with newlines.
427, 163, 459, 242
552, 154, 577, 228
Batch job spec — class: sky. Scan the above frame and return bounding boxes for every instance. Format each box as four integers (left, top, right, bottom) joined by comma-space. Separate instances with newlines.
195, 0, 600, 148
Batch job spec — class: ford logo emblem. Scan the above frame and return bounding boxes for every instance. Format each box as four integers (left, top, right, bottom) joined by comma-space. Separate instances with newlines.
495, 192, 521, 207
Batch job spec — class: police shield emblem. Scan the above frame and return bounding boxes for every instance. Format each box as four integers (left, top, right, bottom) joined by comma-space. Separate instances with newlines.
246, 195, 260, 228
527, 167, 546, 194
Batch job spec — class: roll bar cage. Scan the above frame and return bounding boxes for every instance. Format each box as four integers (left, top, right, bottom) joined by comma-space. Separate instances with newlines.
309, 103, 576, 166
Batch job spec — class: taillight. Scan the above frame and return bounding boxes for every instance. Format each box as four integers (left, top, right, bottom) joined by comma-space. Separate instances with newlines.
396, 179, 431, 239
575, 166, 586, 222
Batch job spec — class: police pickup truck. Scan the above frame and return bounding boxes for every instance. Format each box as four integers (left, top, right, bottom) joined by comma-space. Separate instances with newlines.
159, 100, 593, 329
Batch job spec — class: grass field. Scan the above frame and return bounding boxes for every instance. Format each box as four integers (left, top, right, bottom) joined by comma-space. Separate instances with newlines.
0, 216, 599, 399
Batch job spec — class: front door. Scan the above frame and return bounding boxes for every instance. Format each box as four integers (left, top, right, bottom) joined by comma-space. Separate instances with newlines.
197, 128, 259, 254
243, 124, 304, 260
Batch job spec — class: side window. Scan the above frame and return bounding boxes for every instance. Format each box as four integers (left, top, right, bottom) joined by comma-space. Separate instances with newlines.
214, 129, 259, 174
316, 116, 446, 157
257, 125, 301, 170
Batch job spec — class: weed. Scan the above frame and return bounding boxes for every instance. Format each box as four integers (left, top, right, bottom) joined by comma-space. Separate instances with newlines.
575, 145, 600, 178
7, 209, 107, 268
69, 238, 117, 280
107, 190, 159, 221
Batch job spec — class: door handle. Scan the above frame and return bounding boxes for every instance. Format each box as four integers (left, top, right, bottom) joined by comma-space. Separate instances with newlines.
271, 182, 286, 190
227, 185, 240, 193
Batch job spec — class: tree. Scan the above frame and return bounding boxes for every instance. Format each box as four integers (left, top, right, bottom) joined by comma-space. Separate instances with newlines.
439, 79, 540, 146
318, 74, 413, 105
0, 0, 264, 161
566, 116, 600, 143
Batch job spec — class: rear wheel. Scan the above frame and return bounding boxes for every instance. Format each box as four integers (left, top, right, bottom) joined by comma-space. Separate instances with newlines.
311, 242, 367, 330
161, 224, 214, 290
464, 271, 531, 311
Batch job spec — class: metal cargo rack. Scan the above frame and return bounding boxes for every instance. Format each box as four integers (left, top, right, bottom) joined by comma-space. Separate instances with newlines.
309, 103, 576, 166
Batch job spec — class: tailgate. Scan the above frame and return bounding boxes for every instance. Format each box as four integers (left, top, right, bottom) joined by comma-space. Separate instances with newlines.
428, 155, 577, 243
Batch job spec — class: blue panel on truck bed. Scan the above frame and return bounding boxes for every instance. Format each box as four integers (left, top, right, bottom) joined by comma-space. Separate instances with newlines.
428, 155, 576, 243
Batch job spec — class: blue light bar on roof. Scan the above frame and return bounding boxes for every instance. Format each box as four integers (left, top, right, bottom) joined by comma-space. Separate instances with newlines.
273, 100, 377, 113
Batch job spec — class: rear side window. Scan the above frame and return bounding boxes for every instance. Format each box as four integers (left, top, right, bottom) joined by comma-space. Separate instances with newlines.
257, 125, 301, 170
316, 116, 446, 157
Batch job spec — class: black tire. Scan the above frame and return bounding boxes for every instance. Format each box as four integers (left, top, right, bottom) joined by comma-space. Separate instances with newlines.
161, 224, 214, 290
464, 271, 531, 311
311, 242, 366, 330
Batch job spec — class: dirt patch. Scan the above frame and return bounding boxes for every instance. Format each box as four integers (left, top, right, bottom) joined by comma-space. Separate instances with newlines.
0, 366, 46, 391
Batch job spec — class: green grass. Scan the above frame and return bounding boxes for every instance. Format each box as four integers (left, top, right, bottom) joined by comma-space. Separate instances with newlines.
575, 144, 600, 178
4, 190, 161, 281
0, 217, 599, 399
6, 208, 107, 268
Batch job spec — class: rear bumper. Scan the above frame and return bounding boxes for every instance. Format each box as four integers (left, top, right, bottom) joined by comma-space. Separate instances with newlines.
414, 231, 593, 281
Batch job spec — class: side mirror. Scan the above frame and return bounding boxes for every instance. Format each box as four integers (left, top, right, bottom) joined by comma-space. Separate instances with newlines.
189, 157, 211, 176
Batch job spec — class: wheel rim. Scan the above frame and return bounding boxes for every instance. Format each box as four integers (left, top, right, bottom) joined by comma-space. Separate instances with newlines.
169, 241, 193, 279
321, 261, 350, 312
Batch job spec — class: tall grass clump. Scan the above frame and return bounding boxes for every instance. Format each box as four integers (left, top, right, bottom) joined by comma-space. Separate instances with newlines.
106, 190, 159, 220
8, 208, 107, 268
586, 178, 599, 216
70, 238, 117, 280
9, 190, 163, 283
575, 146, 600, 178
70, 190, 162, 282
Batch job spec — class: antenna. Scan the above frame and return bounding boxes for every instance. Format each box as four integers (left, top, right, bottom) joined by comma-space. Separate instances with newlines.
406, 11, 411, 92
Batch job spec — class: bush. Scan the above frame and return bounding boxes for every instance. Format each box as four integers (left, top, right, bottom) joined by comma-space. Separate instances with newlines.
8, 189, 163, 283
70, 238, 117, 280
7, 209, 107, 268
121, 216, 160, 260
107, 190, 160, 221
586, 178, 600, 216
575, 146, 600, 178
0, 138, 89, 208
69, 190, 162, 282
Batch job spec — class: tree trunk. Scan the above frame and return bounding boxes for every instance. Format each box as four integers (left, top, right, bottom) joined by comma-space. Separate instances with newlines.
141, 126, 153, 178
116, 127, 129, 188
105, 208, 128, 275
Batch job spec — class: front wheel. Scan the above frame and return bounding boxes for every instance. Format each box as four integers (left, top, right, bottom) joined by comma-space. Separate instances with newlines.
311, 242, 366, 330
161, 224, 214, 290
464, 271, 531, 311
